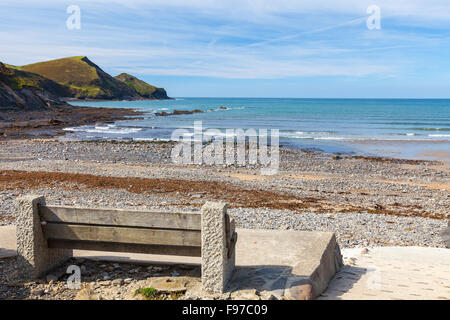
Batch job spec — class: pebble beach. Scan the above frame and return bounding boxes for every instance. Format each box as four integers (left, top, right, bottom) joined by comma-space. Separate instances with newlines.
0, 139, 448, 248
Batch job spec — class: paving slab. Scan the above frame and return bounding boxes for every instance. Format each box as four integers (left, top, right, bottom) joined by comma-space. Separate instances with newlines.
0, 225, 16, 258
441, 221, 450, 248
319, 246, 450, 300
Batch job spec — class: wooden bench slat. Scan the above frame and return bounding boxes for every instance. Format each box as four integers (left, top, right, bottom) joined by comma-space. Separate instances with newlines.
47, 239, 201, 257
42, 223, 201, 247
39, 206, 201, 230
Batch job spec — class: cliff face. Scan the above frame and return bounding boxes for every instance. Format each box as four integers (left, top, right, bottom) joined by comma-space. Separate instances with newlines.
0, 62, 71, 112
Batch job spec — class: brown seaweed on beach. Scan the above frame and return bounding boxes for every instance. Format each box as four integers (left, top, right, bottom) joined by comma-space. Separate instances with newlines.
0, 169, 446, 220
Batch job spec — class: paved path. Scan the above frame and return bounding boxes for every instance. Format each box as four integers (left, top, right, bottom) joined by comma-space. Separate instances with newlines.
319, 247, 450, 300
0, 225, 16, 258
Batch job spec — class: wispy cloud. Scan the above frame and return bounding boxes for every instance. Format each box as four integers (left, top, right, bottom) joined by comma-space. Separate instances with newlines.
0, 0, 449, 97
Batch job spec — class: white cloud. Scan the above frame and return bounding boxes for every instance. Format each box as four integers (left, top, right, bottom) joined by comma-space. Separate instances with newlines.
1, 0, 448, 80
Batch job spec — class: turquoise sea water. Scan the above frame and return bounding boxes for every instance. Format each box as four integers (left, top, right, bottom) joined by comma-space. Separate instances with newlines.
66, 98, 450, 160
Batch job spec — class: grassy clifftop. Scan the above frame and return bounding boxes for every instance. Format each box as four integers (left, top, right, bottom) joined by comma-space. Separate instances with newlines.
20, 56, 97, 86
20, 56, 137, 99
114, 73, 168, 99
0, 62, 71, 96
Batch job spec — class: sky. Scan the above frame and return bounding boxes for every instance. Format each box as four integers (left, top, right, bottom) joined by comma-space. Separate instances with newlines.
1, 0, 450, 98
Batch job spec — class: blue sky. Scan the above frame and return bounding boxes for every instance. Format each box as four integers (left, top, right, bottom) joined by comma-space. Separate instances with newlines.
1, 0, 450, 98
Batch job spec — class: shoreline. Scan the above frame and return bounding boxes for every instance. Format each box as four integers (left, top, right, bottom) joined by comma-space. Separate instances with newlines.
63, 97, 175, 102
0, 106, 145, 140
2, 100, 449, 161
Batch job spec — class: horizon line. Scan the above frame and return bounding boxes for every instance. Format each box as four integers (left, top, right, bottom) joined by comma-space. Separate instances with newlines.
172, 97, 450, 100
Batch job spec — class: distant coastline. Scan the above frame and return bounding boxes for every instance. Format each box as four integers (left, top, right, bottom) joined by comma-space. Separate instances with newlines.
62, 97, 450, 162
62, 97, 174, 102
0, 56, 170, 114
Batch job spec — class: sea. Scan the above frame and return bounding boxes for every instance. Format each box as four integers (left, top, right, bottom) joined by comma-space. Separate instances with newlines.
65, 98, 450, 161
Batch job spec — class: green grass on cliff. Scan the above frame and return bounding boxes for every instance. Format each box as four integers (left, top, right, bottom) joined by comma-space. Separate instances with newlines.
21, 56, 98, 86
115, 73, 158, 96
19, 56, 133, 99
115, 73, 168, 99
0, 63, 70, 96
3, 56, 168, 99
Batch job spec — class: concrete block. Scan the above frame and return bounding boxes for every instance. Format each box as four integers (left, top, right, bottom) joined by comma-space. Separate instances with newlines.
201, 202, 235, 293
231, 229, 343, 300
15, 195, 72, 280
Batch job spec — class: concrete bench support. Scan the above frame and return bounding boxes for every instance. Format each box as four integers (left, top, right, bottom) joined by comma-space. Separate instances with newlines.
15, 195, 72, 280
201, 202, 236, 293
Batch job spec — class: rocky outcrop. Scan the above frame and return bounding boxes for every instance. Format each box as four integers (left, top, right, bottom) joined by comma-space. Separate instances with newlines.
0, 62, 71, 112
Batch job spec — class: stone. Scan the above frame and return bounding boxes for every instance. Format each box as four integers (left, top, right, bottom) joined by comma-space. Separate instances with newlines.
31, 288, 45, 296
112, 279, 123, 286
149, 277, 187, 294
46, 274, 58, 282
152, 266, 165, 272
74, 288, 99, 300
15, 195, 72, 280
231, 289, 260, 300
259, 291, 278, 300
285, 279, 313, 300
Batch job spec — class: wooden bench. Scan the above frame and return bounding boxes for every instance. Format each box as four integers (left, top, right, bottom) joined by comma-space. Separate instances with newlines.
15, 195, 237, 293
